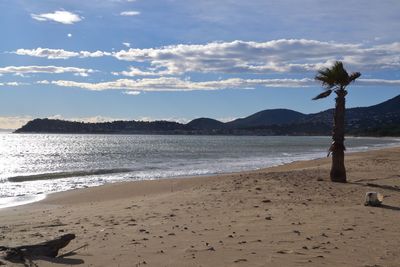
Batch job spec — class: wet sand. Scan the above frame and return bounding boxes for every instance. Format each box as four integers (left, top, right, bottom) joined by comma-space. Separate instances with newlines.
1, 147, 400, 266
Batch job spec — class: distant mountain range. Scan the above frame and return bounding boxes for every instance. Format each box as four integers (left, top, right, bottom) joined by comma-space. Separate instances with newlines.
15, 95, 400, 136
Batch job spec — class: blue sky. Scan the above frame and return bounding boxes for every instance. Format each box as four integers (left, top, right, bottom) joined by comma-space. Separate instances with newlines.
0, 0, 399, 129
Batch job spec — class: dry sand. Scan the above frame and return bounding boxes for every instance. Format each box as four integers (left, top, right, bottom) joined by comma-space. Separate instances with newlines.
1, 147, 400, 266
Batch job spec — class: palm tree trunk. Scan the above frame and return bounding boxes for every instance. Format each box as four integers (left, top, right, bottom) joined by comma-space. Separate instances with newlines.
330, 89, 347, 182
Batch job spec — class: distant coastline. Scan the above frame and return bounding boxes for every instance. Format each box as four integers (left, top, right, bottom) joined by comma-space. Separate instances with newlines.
15, 95, 400, 136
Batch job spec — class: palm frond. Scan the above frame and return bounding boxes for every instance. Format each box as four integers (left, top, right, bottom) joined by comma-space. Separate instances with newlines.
315, 69, 335, 88
315, 61, 361, 89
349, 72, 361, 83
332, 61, 350, 85
312, 89, 333, 100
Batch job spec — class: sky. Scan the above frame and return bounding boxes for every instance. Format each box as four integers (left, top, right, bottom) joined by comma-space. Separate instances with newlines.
0, 0, 399, 129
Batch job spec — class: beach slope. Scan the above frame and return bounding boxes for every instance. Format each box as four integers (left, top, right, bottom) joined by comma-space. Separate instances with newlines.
1, 147, 400, 266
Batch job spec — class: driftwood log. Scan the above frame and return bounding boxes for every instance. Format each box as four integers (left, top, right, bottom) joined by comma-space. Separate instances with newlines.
0, 233, 75, 264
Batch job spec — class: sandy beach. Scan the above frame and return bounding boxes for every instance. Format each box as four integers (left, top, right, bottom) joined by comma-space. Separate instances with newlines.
1, 146, 400, 266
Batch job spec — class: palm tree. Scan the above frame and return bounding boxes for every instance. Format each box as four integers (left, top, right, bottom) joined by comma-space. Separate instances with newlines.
313, 61, 361, 183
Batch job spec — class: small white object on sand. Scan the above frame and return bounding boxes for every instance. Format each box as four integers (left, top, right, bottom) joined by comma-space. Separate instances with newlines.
365, 192, 384, 206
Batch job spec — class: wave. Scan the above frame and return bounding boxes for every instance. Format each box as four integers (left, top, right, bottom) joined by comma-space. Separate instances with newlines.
7, 168, 133, 183
0, 194, 46, 209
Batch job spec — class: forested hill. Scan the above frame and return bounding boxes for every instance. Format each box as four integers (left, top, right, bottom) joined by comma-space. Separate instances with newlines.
15, 95, 400, 136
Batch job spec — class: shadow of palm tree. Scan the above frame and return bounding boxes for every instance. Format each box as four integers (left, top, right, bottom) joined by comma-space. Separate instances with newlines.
348, 181, 400, 193
2, 255, 84, 267
378, 204, 400, 211
32, 255, 84, 265
41, 251, 85, 265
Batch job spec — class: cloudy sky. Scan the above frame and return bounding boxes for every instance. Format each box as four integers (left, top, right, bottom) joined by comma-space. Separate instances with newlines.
0, 0, 399, 129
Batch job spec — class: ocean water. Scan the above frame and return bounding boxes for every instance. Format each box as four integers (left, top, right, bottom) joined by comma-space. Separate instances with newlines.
0, 133, 399, 208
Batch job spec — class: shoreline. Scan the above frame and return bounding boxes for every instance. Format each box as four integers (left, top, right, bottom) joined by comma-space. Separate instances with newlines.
1, 141, 400, 210
36, 144, 400, 205
1, 146, 400, 266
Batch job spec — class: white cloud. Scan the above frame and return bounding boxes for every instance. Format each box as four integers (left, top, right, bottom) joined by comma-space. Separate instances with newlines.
0, 116, 33, 130
123, 91, 141, 95
113, 39, 400, 75
37, 80, 50, 84
112, 66, 171, 77
39, 77, 400, 93
15, 48, 79, 59
12, 39, 400, 76
14, 48, 110, 59
79, 50, 111, 58
357, 79, 400, 86
42, 77, 314, 92
120, 11, 140, 16
0, 82, 28, 87
6, 82, 25, 86
13, 73, 30, 78
31, 10, 83, 25
122, 42, 131, 48
0, 66, 95, 77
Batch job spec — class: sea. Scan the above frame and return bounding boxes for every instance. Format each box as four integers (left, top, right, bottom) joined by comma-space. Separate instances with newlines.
1, 133, 399, 208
